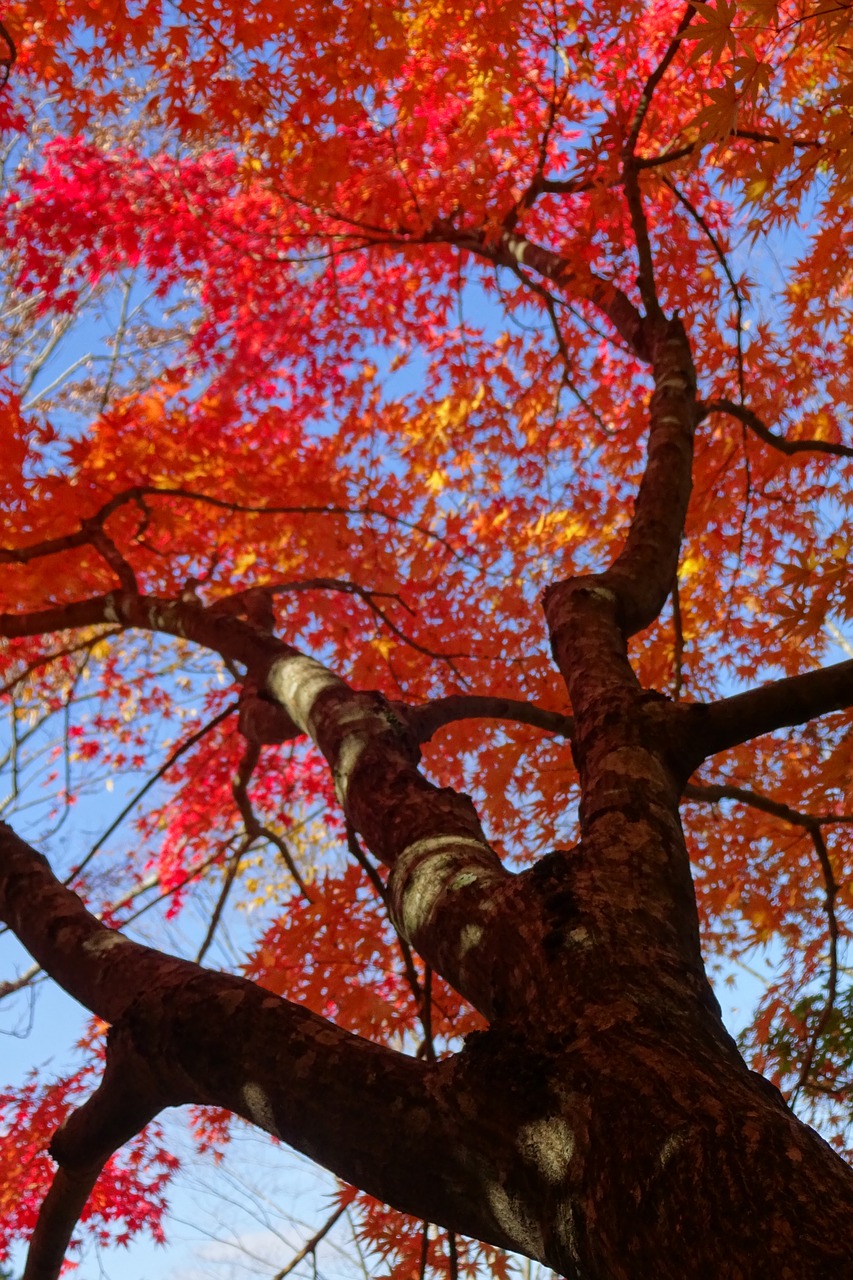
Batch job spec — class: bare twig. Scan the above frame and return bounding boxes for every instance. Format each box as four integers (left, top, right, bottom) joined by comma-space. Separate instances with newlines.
664, 179, 747, 400
684, 781, 842, 1101
625, 5, 696, 158
447, 1229, 459, 1280
270, 1203, 347, 1280
419, 1222, 431, 1280
794, 826, 840, 1104
672, 573, 685, 700
344, 821, 436, 1053
0, 486, 474, 570
65, 702, 238, 885
195, 838, 251, 964
231, 738, 313, 901
622, 5, 696, 320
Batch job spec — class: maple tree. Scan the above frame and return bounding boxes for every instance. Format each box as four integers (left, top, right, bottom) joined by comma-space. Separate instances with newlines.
1, 0, 853, 1274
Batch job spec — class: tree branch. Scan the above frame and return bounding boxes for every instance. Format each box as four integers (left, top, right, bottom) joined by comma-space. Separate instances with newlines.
793, 824, 840, 1102
402, 695, 573, 743
624, 5, 696, 159
545, 314, 698, 651
231, 737, 313, 902
664, 185, 746, 399
440, 224, 649, 361
0, 824, 554, 1268
270, 1203, 347, 1280
67, 701, 239, 886
24, 1025, 165, 1280
689, 659, 853, 760
622, 6, 695, 319
684, 782, 841, 1104
0, 485, 472, 570
698, 399, 853, 460
0, 590, 521, 1017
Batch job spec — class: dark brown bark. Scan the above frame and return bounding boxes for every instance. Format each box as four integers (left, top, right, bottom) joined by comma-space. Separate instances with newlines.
689, 658, 853, 760
4, 821, 853, 1279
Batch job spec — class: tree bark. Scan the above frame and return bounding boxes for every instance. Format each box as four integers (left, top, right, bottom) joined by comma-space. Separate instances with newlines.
4, 821, 853, 1279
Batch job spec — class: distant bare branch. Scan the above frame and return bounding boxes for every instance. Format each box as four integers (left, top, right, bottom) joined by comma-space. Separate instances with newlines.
270, 1203, 347, 1280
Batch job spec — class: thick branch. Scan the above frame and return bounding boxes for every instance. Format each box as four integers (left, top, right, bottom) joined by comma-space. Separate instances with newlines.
24, 1026, 164, 1280
545, 315, 697, 654
0, 824, 556, 1266
270, 1204, 347, 1280
0, 591, 520, 1015
690, 659, 853, 760
263, 654, 519, 1015
605, 317, 697, 631
536, 316, 706, 996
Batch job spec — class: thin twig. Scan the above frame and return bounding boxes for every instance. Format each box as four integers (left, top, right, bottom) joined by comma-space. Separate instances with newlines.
625, 5, 696, 157
622, 5, 696, 319
195, 838, 251, 964
231, 739, 313, 901
793, 826, 840, 1103
64, 702, 238, 885
663, 178, 746, 400
698, 399, 853, 460
345, 821, 438, 1050
419, 1223, 431, 1280
270, 1203, 347, 1280
447, 1230, 459, 1280
685, 781, 842, 1102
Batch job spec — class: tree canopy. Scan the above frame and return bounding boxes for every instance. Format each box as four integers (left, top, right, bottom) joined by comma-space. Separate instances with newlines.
2, 0, 853, 1275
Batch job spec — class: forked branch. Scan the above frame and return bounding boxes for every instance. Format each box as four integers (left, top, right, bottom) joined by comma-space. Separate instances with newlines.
0, 824, 551, 1272
0, 588, 516, 1015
